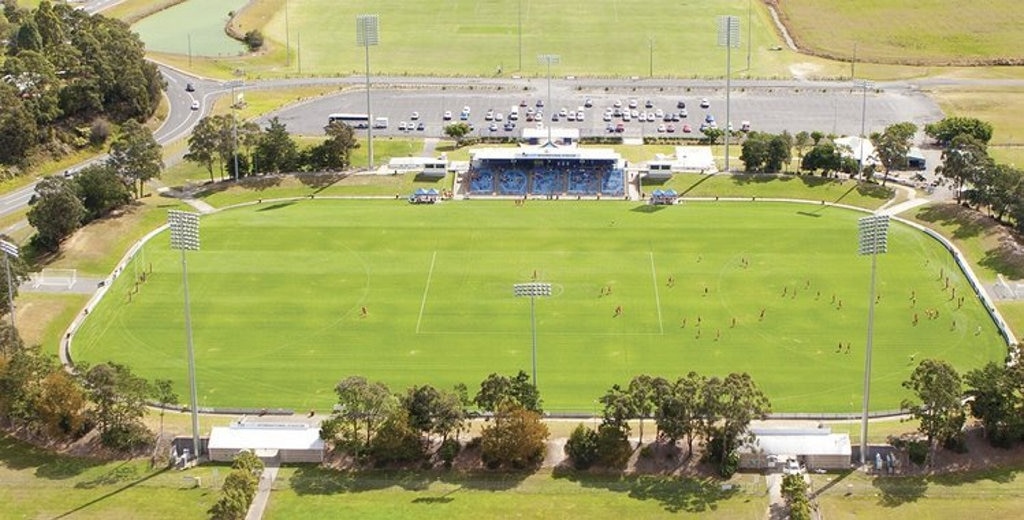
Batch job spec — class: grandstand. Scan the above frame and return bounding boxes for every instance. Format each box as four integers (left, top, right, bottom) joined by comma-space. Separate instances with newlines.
465, 141, 626, 198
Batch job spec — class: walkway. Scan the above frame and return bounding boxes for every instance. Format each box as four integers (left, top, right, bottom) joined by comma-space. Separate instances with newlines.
245, 462, 279, 520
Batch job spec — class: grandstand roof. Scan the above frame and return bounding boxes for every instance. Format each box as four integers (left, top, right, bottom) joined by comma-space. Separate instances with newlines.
521, 127, 580, 141
209, 420, 324, 452
738, 427, 851, 457
470, 145, 622, 163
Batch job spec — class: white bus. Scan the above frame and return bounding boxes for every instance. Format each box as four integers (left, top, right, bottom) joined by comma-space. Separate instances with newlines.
327, 113, 370, 128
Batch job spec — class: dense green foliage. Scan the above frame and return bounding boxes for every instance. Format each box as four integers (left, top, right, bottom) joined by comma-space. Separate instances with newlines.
0, 1, 162, 169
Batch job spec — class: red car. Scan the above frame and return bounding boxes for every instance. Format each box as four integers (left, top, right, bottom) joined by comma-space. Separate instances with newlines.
615, 123, 625, 133
682, 124, 692, 133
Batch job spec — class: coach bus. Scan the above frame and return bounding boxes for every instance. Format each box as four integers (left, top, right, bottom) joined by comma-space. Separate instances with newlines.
327, 113, 370, 128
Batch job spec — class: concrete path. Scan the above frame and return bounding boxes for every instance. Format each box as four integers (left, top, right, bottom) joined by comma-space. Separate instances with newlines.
182, 197, 217, 214
421, 137, 439, 157
245, 463, 279, 520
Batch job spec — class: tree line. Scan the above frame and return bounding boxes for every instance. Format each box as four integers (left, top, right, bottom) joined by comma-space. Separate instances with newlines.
184, 117, 358, 181
0, 1, 161, 175
0, 326, 178, 453
320, 369, 771, 477
900, 348, 1024, 464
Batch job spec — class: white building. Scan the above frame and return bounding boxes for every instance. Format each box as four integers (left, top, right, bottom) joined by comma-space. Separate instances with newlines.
208, 419, 324, 463
737, 426, 852, 471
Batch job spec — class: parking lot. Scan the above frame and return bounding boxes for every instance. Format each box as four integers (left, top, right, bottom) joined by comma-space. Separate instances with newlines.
266, 81, 943, 141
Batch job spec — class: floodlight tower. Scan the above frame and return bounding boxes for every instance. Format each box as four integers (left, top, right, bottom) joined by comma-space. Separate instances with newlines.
537, 54, 560, 144
513, 282, 552, 387
717, 15, 740, 172
0, 239, 19, 351
168, 210, 202, 460
857, 80, 874, 178
227, 80, 243, 180
356, 14, 380, 171
857, 213, 889, 466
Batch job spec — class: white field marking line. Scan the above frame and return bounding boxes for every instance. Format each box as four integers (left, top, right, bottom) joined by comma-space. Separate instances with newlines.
416, 251, 437, 333
649, 251, 664, 334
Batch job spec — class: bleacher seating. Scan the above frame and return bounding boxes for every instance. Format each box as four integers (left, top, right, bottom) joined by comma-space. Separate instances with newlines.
469, 168, 495, 194
468, 159, 623, 197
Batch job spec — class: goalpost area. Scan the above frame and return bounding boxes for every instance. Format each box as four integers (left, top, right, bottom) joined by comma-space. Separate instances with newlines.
68, 200, 1009, 414
31, 268, 77, 289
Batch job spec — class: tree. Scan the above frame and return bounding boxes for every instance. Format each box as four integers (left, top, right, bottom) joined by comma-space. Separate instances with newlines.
83, 362, 153, 451
153, 379, 178, 444
655, 372, 705, 458
700, 127, 724, 145
444, 122, 471, 143
369, 408, 425, 465
793, 131, 813, 168
35, 369, 88, 439
107, 119, 163, 198
0, 82, 40, 165
329, 376, 394, 450
184, 115, 225, 182
564, 423, 599, 469
210, 469, 257, 520
936, 134, 990, 204
401, 384, 466, 445
781, 473, 812, 520
0, 233, 28, 319
701, 373, 771, 476
243, 30, 264, 51
232, 450, 264, 478
474, 370, 541, 413
801, 142, 843, 175
902, 359, 965, 454
871, 122, 918, 187
740, 133, 770, 173
27, 175, 86, 251
305, 121, 358, 171
965, 357, 1024, 448
598, 383, 634, 432
255, 117, 299, 173
925, 116, 993, 146
73, 163, 132, 222
627, 374, 658, 445
479, 402, 549, 469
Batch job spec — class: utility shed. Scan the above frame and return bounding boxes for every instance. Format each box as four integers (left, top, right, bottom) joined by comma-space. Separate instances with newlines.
208, 420, 324, 464
737, 427, 851, 471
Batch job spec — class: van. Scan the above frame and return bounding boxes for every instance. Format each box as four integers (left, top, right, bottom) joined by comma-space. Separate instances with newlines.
374, 117, 389, 129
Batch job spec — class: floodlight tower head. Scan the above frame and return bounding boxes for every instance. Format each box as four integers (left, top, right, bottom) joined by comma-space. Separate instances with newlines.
356, 14, 380, 47
716, 15, 741, 48
514, 283, 553, 297
168, 210, 201, 251
857, 214, 890, 256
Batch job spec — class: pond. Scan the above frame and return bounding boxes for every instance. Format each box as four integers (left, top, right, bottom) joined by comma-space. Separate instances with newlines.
132, 0, 248, 56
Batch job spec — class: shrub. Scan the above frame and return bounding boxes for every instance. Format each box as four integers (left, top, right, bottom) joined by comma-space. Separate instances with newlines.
907, 440, 929, 465
437, 438, 461, 468
564, 424, 599, 470
243, 30, 264, 51
594, 424, 632, 469
89, 119, 111, 147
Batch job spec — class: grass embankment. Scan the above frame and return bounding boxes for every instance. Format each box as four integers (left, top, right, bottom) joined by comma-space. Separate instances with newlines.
778, 0, 1024, 66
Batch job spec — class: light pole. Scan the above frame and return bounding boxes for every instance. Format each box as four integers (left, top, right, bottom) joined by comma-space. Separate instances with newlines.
284, 0, 291, 67
857, 80, 873, 179
717, 15, 740, 172
168, 210, 202, 460
746, 0, 752, 71
648, 36, 655, 77
537, 54, 560, 145
857, 214, 889, 466
0, 239, 19, 351
357, 14, 379, 172
227, 80, 243, 181
513, 282, 551, 388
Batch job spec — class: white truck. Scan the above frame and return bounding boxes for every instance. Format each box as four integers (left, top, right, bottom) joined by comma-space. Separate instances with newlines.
373, 117, 389, 129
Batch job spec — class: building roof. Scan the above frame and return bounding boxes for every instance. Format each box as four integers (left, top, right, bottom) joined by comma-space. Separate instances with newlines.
834, 136, 878, 166
208, 421, 324, 452
521, 127, 580, 140
738, 427, 851, 456
669, 146, 717, 172
470, 145, 622, 163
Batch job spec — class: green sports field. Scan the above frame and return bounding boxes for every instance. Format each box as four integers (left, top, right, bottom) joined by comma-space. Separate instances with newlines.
72, 200, 1007, 413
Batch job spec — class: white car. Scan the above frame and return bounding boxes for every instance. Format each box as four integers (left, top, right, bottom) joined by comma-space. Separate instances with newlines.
603, 113, 612, 122
700, 98, 710, 108
443, 111, 452, 120
410, 111, 419, 120
628, 98, 639, 109
656, 124, 666, 133
190, 100, 200, 110
397, 121, 407, 131
559, 107, 569, 117
613, 99, 623, 108
576, 111, 585, 121
495, 112, 504, 121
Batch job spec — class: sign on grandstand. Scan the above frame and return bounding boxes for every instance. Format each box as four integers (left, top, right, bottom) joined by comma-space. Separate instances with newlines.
32, 269, 77, 289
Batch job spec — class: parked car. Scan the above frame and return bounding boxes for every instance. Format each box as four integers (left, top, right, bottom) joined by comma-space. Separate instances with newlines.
676, 100, 686, 109
416, 122, 425, 131
682, 124, 692, 133
190, 100, 200, 110
443, 111, 453, 120
700, 98, 710, 108
185, 82, 195, 92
